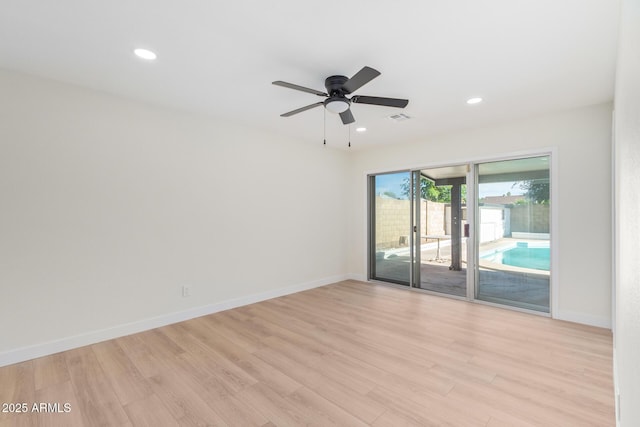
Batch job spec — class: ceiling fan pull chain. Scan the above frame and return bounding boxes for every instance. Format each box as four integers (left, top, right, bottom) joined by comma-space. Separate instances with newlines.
348, 123, 351, 148
323, 108, 326, 146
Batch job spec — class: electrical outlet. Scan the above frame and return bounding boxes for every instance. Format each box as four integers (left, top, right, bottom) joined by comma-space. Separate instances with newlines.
182, 285, 191, 297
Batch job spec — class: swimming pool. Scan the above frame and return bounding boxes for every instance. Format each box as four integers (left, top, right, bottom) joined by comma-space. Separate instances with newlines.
480, 242, 550, 271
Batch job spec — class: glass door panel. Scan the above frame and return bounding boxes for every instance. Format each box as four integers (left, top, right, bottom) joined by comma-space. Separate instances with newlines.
369, 172, 412, 285
414, 167, 468, 296
476, 156, 551, 312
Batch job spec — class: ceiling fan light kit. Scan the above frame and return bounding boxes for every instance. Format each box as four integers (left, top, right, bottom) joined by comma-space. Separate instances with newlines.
324, 97, 350, 114
133, 48, 157, 60
273, 66, 409, 125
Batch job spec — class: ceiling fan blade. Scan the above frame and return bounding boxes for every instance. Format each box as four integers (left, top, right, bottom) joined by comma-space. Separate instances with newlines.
280, 102, 324, 117
272, 81, 327, 96
351, 95, 409, 108
341, 66, 381, 94
339, 109, 355, 125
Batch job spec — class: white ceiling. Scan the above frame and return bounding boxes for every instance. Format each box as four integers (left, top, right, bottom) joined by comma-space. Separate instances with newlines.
417, 155, 548, 181
0, 0, 620, 149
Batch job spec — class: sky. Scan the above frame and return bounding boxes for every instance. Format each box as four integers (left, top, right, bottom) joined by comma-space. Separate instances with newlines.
375, 172, 522, 200
478, 182, 522, 199
375, 173, 409, 199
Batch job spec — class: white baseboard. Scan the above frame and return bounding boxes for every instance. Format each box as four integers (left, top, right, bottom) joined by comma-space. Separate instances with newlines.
613, 347, 620, 426
554, 310, 612, 329
0, 275, 347, 368
346, 273, 367, 282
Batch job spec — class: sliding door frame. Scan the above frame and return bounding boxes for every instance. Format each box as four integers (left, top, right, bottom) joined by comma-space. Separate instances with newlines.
471, 150, 557, 316
367, 170, 413, 286
411, 170, 421, 289
466, 165, 477, 300
366, 147, 558, 318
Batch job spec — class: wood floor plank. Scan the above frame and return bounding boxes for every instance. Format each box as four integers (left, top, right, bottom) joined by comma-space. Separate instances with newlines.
206, 394, 269, 427
469, 351, 614, 404
64, 346, 130, 426
123, 394, 180, 427
0, 280, 614, 426
286, 386, 370, 427
160, 324, 258, 394
115, 334, 173, 379
236, 383, 308, 426
366, 386, 443, 427
232, 354, 302, 397
146, 370, 227, 426
368, 381, 490, 427
372, 408, 434, 427
0, 415, 36, 427
252, 345, 325, 388
33, 353, 69, 391
449, 380, 605, 427
485, 414, 539, 427
201, 311, 270, 354
185, 318, 253, 364
310, 378, 386, 424
92, 340, 153, 405
0, 361, 35, 426
33, 380, 85, 427
491, 374, 613, 425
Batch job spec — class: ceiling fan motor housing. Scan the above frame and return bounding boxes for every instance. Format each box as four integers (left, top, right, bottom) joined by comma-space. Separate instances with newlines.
325, 75, 349, 94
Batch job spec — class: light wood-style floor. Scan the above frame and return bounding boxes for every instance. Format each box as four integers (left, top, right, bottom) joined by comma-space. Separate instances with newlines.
0, 280, 614, 426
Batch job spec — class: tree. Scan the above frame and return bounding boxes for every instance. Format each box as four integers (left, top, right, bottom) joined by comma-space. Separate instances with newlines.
400, 177, 466, 203
514, 180, 549, 204
382, 191, 399, 199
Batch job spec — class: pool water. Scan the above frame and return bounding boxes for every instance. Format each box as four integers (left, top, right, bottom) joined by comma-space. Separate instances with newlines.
481, 243, 550, 271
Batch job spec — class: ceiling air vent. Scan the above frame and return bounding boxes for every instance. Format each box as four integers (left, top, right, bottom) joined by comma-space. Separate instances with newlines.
389, 113, 411, 122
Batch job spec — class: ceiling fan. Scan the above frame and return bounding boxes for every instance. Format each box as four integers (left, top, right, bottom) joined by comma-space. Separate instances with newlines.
272, 66, 409, 125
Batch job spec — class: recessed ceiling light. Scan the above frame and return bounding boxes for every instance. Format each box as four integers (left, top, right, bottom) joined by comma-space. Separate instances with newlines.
134, 48, 157, 60
466, 97, 483, 105
356, 127, 367, 132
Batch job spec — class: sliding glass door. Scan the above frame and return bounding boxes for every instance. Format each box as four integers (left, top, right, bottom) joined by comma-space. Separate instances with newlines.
475, 156, 551, 312
369, 171, 412, 285
368, 154, 551, 314
369, 166, 470, 295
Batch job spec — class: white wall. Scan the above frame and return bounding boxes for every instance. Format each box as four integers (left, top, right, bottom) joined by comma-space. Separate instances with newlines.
0, 67, 617, 369
348, 103, 612, 327
479, 207, 506, 243
613, 0, 640, 424
0, 70, 350, 365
